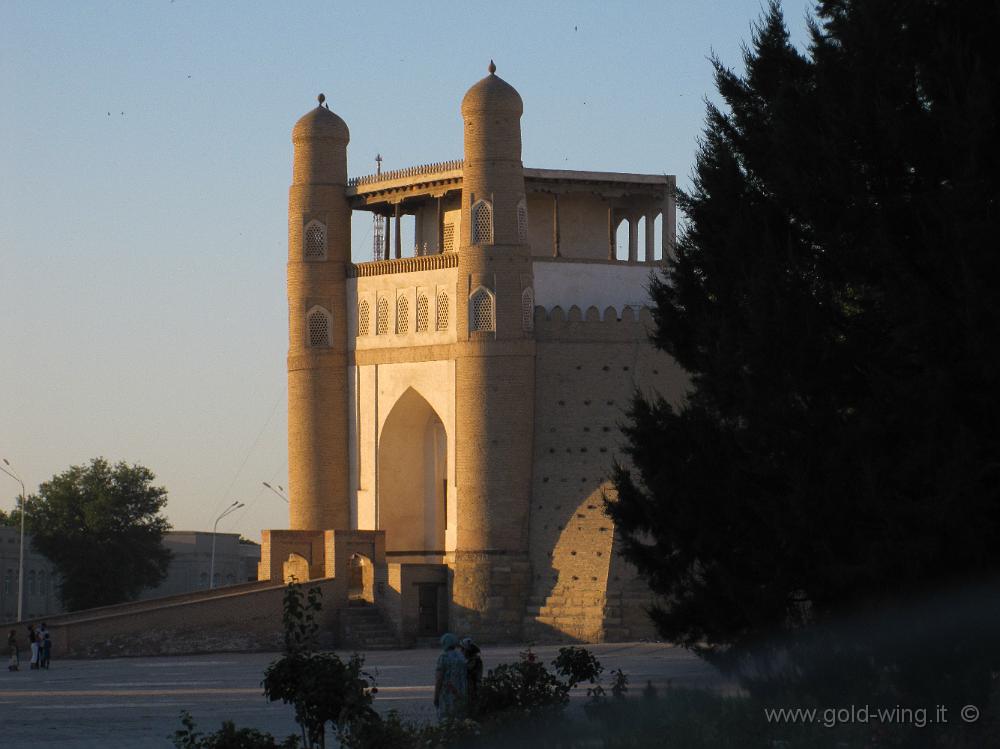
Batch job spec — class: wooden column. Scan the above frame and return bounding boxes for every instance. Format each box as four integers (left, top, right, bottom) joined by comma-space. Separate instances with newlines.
552, 194, 561, 257
607, 205, 615, 260
393, 203, 402, 259
413, 210, 421, 256
383, 210, 391, 260
628, 216, 638, 263
436, 196, 444, 253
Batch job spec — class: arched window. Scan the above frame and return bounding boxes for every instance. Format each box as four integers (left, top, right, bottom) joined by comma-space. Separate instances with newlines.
376, 297, 390, 335
358, 300, 371, 336
469, 287, 495, 332
471, 199, 493, 244
615, 219, 629, 261
521, 287, 534, 331
416, 293, 430, 332
517, 198, 528, 242
225, 573, 235, 586
436, 291, 450, 331
396, 296, 409, 334
307, 307, 331, 347
303, 219, 327, 259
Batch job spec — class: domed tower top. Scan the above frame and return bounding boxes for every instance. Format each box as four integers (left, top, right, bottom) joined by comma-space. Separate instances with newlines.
461, 60, 523, 118
292, 94, 349, 185
459, 61, 526, 248
461, 60, 524, 170
292, 93, 350, 143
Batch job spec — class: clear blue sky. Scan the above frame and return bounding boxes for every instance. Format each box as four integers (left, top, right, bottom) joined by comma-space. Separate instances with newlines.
0, 1, 814, 539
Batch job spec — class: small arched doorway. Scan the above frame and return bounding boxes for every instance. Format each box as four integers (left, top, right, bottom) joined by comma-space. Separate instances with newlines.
347, 553, 375, 604
283, 553, 310, 584
378, 387, 447, 555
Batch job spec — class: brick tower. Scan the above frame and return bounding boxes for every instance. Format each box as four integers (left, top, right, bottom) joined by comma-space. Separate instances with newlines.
451, 62, 536, 638
287, 94, 352, 532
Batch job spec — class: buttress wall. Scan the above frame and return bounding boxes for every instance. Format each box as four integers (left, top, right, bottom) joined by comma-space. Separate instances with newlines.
524, 305, 688, 641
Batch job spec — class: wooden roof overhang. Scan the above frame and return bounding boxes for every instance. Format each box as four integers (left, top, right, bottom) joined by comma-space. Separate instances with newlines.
345, 164, 674, 213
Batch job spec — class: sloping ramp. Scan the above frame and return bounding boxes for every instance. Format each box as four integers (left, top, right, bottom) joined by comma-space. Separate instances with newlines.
19, 577, 342, 659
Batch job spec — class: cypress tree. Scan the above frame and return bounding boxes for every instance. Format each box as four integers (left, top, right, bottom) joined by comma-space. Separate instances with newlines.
609, 0, 1000, 704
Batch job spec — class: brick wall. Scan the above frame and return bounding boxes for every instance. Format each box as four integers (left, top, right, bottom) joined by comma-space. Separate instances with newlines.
524, 305, 688, 641
46, 577, 343, 659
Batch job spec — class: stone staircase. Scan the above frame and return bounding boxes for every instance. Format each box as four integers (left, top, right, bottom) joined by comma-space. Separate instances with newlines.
522, 588, 660, 643
339, 603, 398, 650
521, 592, 597, 642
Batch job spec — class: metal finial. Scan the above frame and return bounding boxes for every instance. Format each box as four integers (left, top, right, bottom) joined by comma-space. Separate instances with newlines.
375, 153, 382, 176
317, 93, 326, 106
488, 60, 496, 74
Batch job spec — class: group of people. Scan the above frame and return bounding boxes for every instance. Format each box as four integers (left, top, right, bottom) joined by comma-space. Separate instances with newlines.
6, 623, 51, 671
434, 633, 483, 721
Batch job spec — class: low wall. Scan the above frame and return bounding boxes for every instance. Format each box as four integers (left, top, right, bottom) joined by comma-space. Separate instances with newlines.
42, 577, 342, 659
2, 579, 274, 630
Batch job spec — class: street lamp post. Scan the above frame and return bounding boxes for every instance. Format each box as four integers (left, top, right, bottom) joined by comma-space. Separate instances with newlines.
262, 481, 289, 503
210, 501, 244, 590
1, 459, 27, 622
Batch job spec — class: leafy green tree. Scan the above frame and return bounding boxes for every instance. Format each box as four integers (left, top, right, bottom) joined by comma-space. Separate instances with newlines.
262, 583, 377, 749
608, 0, 1000, 705
26, 457, 172, 610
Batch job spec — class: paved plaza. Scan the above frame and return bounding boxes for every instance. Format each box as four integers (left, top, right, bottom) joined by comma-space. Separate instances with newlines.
0, 642, 727, 748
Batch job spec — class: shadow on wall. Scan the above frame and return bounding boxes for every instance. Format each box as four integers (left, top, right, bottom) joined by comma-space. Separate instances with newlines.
525, 485, 658, 645
523, 305, 680, 643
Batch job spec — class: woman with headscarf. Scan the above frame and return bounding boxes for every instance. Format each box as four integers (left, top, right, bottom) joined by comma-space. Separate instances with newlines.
460, 637, 483, 707
433, 632, 468, 721
27, 624, 38, 670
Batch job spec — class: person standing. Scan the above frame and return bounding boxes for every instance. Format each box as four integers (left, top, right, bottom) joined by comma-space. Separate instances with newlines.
27, 624, 38, 670
433, 632, 468, 722
40, 623, 51, 669
460, 637, 483, 707
6, 629, 17, 671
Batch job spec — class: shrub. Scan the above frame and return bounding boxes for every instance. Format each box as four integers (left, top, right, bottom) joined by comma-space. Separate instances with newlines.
171, 711, 300, 749
262, 583, 377, 748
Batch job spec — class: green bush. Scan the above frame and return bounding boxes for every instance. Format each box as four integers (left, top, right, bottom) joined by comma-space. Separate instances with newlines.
171, 711, 300, 749
475, 648, 568, 718
552, 646, 604, 689
261, 583, 377, 748
262, 650, 376, 748
343, 711, 481, 749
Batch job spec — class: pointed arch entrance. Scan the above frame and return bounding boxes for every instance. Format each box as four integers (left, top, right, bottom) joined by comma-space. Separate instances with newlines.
378, 387, 447, 554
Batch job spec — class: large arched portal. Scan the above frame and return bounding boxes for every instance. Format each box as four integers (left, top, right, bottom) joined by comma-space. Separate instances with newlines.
378, 387, 447, 554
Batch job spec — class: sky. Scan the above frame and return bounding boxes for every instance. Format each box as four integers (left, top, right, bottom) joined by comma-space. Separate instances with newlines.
0, 0, 815, 540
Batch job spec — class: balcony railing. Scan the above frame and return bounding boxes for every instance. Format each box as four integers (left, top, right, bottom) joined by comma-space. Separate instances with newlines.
348, 159, 463, 188
349, 252, 459, 278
